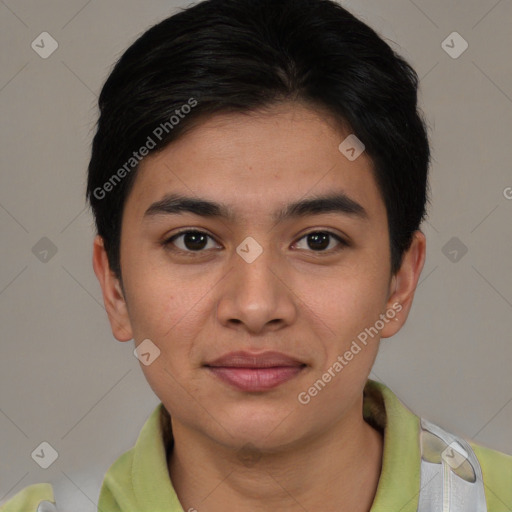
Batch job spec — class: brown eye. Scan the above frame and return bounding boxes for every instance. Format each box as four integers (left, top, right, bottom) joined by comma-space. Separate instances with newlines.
294, 231, 347, 253
164, 230, 220, 253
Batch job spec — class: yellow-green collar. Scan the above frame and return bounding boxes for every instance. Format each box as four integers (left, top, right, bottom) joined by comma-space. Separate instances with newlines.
102, 379, 422, 511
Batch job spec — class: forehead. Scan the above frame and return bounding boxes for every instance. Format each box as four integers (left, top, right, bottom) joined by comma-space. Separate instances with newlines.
124, 103, 385, 222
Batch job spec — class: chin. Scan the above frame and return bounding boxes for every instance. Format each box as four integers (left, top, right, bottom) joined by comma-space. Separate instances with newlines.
220, 404, 303, 446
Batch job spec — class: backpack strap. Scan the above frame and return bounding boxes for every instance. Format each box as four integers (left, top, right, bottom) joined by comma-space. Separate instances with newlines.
418, 417, 487, 511
36, 501, 58, 512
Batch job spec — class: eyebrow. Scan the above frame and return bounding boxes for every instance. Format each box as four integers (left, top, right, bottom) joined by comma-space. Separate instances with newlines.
144, 192, 368, 223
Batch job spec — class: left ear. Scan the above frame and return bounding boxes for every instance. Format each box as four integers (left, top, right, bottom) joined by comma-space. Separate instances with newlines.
380, 230, 426, 338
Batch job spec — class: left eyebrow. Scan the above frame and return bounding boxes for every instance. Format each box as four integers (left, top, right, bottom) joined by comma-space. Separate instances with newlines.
143, 192, 368, 222
275, 192, 368, 222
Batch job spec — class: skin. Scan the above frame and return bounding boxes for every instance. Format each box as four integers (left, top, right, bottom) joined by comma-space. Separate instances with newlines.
93, 102, 426, 511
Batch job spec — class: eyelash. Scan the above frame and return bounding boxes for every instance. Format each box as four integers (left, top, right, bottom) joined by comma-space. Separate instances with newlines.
162, 229, 348, 257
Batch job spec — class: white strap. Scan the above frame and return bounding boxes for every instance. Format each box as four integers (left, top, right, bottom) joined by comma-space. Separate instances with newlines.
36, 501, 58, 512
418, 417, 487, 511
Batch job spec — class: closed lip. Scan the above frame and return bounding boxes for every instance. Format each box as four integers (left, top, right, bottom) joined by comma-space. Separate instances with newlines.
204, 350, 305, 368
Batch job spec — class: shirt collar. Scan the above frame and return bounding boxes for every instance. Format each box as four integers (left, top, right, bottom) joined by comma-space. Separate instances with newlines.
130, 379, 421, 511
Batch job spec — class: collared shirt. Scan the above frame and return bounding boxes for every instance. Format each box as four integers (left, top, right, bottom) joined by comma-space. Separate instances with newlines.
2, 380, 511, 511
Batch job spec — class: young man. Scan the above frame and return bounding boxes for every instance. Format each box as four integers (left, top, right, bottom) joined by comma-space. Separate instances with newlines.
2, 0, 511, 511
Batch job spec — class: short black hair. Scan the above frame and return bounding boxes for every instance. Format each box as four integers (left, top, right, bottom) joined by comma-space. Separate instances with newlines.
87, 0, 430, 278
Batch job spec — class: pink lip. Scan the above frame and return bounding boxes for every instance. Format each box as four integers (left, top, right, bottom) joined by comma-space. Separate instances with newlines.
205, 351, 306, 391
207, 366, 305, 391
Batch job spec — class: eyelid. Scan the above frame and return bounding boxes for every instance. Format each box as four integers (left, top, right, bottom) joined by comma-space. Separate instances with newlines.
163, 228, 349, 256
295, 227, 349, 244
162, 228, 221, 253
292, 230, 348, 253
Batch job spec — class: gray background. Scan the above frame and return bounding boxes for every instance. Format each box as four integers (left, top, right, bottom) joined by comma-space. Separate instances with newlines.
1, 0, 511, 509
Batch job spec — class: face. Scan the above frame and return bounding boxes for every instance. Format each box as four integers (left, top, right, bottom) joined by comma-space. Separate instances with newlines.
94, 102, 425, 452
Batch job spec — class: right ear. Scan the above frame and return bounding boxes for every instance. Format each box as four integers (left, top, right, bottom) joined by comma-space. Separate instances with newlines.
92, 235, 133, 342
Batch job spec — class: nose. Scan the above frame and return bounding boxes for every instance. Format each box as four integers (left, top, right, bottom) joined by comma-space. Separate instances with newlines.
215, 237, 297, 335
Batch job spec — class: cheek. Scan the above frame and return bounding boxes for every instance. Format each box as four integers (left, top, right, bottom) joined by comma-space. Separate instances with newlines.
297, 270, 388, 411
123, 263, 219, 380
126, 272, 209, 403
302, 262, 389, 344
123, 253, 201, 337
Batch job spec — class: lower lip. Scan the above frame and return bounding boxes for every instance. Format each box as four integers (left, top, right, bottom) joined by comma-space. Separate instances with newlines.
206, 365, 305, 391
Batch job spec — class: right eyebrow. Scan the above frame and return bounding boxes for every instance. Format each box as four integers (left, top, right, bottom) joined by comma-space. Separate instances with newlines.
143, 191, 368, 223
144, 194, 235, 220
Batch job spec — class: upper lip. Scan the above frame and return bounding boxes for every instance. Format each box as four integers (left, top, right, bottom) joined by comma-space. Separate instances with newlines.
205, 351, 305, 368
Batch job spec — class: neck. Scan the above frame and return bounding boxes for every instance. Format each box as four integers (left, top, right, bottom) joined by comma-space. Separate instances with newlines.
167, 397, 383, 512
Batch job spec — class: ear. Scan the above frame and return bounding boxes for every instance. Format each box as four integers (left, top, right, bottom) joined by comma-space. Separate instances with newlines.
92, 235, 133, 342
380, 230, 426, 338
